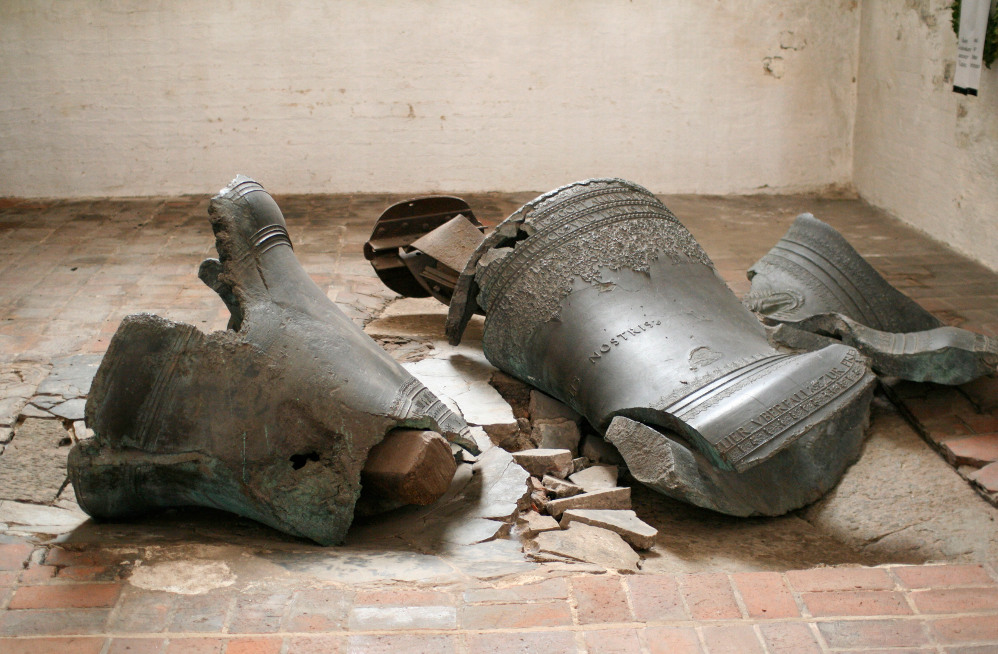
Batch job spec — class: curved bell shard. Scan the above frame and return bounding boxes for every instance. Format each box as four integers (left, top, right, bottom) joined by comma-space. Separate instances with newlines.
744, 213, 998, 385
440, 179, 876, 516
68, 176, 474, 545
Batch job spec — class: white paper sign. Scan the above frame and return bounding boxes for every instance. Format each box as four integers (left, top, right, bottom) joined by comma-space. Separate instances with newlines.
953, 0, 994, 95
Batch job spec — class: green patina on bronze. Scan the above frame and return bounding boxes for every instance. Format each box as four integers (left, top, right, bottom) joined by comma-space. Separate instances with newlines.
68, 177, 473, 545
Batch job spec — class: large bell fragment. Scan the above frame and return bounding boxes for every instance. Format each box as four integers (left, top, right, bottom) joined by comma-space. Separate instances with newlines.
744, 213, 998, 384
420, 179, 877, 516
68, 176, 474, 545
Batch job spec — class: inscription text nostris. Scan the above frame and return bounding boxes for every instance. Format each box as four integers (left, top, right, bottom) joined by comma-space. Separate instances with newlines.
589, 320, 663, 364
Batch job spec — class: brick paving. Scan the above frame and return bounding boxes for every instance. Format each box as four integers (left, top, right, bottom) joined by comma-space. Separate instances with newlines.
0, 539, 997, 652
1, 192, 998, 651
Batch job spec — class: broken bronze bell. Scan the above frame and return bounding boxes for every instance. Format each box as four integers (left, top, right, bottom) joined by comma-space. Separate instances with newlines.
743, 213, 998, 385
68, 176, 474, 546
367, 179, 877, 516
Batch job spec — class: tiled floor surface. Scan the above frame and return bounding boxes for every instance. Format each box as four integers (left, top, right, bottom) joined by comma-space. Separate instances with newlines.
1, 190, 997, 652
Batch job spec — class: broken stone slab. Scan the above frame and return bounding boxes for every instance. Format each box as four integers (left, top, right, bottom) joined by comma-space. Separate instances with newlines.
49, 398, 86, 421
559, 509, 658, 550
569, 464, 619, 492
72, 420, 89, 442
0, 499, 88, 535
402, 354, 518, 437
0, 362, 50, 396
546, 487, 631, 518
361, 429, 457, 506
572, 457, 587, 474
534, 522, 640, 571
580, 434, 625, 466
542, 475, 583, 498
533, 420, 581, 454
0, 418, 71, 504
469, 446, 532, 521
0, 397, 28, 429
969, 461, 998, 496
529, 390, 582, 423
511, 449, 574, 479
34, 354, 102, 399
442, 538, 538, 580
19, 404, 54, 419
27, 394, 61, 410
942, 434, 998, 468
516, 510, 561, 537
68, 176, 475, 546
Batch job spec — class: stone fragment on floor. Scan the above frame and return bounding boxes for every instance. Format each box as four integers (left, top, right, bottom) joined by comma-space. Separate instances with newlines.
541, 475, 583, 498
559, 509, 658, 549
511, 449, 573, 479
969, 462, 998, 497
546, 487, 631, 518
26, 354, 101, 421
0, 418, 71, 503
366, 297, 520, 445
0, 499, 87, 535
569, 464, 619, 492
361, 429, 457, 506
516, 510, 560, 537
533, 522, 640, 571
0, 362, 50, 437
532, 420, 581, 453
402, 355, 517, 439
943, 433, 998, 467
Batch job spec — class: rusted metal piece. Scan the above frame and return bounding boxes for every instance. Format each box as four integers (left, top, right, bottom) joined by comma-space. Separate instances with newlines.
744, 213, 998, 384
68, 176, 474, 546
364, 196, 485, 304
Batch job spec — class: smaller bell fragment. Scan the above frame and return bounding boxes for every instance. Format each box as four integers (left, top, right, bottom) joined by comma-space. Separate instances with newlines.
744, 213, 998, 384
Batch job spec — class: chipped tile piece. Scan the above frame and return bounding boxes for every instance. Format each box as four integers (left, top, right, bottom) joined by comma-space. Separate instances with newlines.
559, 509, 658, 549
569, 464, 618, 492
49, 398, 86, 421
969, 461, 998, 494
532, 420, 581, 454
546, 487, 631, 518
0, 419, 71, 503
18, 404, 54, 419
943, 433, 998, 467
534, 522, 639, 571
517, 510, 561, 537
511, 449, 574, 479
541, 475, 583, 498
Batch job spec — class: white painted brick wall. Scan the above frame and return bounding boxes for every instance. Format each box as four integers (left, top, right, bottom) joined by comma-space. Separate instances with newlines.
854, 0, 998, 270
0, 1, 860, 198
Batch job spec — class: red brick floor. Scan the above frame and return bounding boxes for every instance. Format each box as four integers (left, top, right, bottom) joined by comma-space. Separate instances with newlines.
0, 541, 996, 652
2, 192, 998, 652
